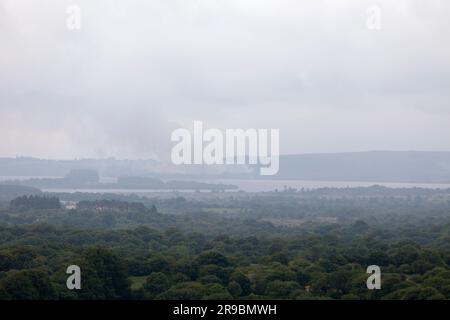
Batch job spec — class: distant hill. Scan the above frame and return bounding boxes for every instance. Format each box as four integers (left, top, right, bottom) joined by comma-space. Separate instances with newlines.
265, 151, 450, 183
0, 157, 159, 177
2, 151, 450, 183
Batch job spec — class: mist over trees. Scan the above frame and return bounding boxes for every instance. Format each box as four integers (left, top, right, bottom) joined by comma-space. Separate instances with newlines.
10, 195, 61, 211
0, 187, 450, 300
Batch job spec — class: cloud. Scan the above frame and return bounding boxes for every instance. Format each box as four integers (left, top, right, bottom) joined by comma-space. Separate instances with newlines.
1, 0, 450, 158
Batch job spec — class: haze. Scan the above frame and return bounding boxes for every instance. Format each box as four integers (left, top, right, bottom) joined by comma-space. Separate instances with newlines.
1, 0, 450, 160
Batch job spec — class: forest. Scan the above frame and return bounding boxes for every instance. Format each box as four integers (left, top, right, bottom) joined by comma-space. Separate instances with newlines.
0, 186, 450, 300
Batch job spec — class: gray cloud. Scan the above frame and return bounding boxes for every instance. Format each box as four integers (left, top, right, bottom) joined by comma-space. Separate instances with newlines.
1, 0, 450, 158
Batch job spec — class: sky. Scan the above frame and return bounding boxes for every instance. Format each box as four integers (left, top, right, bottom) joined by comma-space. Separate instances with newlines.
1, 0, 450, 160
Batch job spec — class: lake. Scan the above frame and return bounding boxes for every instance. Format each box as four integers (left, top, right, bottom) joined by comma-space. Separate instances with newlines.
42, 179, 450, 193
2, 176, 450, 193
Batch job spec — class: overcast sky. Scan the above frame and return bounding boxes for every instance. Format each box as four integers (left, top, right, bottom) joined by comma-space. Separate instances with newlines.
1, 0, 450, 160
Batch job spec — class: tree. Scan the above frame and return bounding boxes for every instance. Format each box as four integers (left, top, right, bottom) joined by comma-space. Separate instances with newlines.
144, 272, 169, 298
198, 264, 231, 285
266, 280, 300, 299
157, 282, 205, 300
227, 281, 242, 298
10, 195, 61, 210
196, 251, 229, 267
148, 256, 171, 273
0, 269, 56, 300
388, 286, 445, 300
76, 247, 130, 299
230, 271, 252, 296
327, 269, 353, 297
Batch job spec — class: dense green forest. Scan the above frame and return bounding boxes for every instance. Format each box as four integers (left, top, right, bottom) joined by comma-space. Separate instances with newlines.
0, 187, 450, 300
